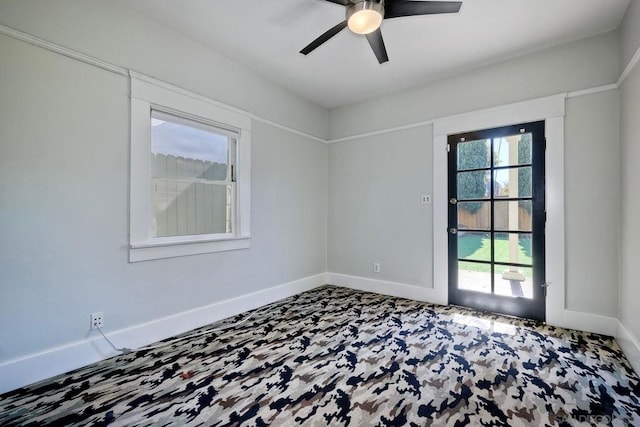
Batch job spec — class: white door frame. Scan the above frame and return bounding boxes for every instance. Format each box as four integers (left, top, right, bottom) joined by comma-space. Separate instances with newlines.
432, 94, 566, 326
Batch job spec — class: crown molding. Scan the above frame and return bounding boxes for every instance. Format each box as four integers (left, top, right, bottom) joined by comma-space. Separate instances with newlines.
1, 22, 638, 143
0, 23, 128, 76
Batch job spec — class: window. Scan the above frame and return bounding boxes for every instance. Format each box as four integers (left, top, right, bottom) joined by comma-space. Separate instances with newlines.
129, 73, 251, 262
150, 110, 236, 238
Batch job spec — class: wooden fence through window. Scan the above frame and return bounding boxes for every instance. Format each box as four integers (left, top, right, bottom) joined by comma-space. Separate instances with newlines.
458, 203, 532, 231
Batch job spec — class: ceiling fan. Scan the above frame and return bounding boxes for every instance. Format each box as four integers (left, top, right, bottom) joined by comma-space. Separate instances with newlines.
300, 0, 462, 64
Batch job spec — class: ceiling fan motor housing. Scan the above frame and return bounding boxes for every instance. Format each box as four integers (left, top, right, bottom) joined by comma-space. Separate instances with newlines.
347, 0, 385, 34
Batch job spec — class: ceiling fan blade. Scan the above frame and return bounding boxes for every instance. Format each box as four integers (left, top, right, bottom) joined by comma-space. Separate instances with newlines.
385, 1, 462, 19
300, 20, 348, 55
324, 0, 352, 4
365, 29, 389, 64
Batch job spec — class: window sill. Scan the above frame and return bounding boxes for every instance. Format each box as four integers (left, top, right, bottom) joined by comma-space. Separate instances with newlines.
129, 236, 250, 262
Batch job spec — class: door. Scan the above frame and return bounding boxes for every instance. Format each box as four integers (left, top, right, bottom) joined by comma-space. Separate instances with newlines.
447, 121, 546, 321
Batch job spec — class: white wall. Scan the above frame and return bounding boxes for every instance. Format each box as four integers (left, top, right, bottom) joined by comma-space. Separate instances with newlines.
327, 31, 621, 318
0, 0, 328, 139
328, 126, 433, 285
329, 31, 619, 139
620, 0, 640, 74
564, 91, 620, 316
619, 59, 640, 356
619, 0, 640, 365
0, 15, 327, 375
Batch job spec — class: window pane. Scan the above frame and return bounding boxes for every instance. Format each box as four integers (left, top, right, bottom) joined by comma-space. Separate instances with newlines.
457, 139, 490, 170
458, 232, 491, 262
494, 201, 532, 231
151, 110, 230, 181
457, 170, 490, 200
493, 233, 532, 265
494, 265, 533, 299
457, 261, 491, 294
153, 180, 231, 238
493, 167, 532, 198
493, 133, 531, 167
458, 202, 491, 230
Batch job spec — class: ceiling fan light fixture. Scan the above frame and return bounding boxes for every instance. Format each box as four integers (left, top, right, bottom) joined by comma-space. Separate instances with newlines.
347, 1, 384, 35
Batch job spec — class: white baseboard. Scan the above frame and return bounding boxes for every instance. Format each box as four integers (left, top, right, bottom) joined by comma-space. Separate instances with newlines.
617, 321, 640, 375
2, 272, 630, 395
0, 273, 328, 395
555, 308, 619, 337
327, 272, 619, 336
326, 273, 446, 305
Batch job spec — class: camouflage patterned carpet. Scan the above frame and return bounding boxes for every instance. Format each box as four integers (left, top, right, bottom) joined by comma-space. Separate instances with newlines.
1, 285, 639, 426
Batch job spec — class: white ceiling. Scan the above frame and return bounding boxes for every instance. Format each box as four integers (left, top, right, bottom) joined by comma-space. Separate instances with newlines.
121, 0, 630, 108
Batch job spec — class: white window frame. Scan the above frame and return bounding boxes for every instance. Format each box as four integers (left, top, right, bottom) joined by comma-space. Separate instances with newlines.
129, 72, 251, 262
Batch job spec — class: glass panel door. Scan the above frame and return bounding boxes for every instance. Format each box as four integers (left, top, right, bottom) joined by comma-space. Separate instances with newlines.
447, 121, 546, 321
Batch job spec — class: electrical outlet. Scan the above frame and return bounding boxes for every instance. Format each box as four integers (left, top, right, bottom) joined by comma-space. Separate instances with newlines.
373, 263, 381, 273
91, 312, 104, 329
421, 194, 432, 204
